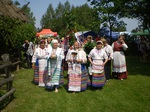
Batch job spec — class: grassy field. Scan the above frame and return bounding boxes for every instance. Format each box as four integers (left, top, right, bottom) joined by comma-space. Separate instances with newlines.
1, 56, 150, 112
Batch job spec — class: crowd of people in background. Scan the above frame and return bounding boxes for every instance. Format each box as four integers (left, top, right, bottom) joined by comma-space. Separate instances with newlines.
22, 34, 129, 93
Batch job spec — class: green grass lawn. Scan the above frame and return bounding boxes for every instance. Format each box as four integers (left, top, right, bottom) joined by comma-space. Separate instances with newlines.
1, 56, 150, 112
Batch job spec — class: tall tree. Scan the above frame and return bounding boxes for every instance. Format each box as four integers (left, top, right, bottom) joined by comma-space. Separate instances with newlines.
13, 1, 36, 26
53, 2, 72, 33
40, 4, 55, 29
72, 3, 99, 32
53, 2, 65, 32
117, 0, 150, 32
23, 5, 36, 26
64, 1, 72, 12
40, 1, 102, 37
112, 20, 127, 32
88, 0, 127, 43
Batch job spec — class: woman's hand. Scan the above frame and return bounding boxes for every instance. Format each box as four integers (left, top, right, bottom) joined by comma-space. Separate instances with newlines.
91, 62, 95, 65
108, 57, 111, 60
120, 40, 125, 44
50, 54, 56, 58
93, 63, 105, 66
73, 59, 77, 63
32, 63, 35, 69
101, 63, 105, 66
68, 59, 73, 62
77, 59, 82, 63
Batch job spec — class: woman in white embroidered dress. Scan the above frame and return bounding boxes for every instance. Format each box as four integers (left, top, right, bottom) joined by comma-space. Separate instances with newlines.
66, 42, 81, 93
45, 39, 64, 93
88, 41, 108, 89
32, 39, 50, 87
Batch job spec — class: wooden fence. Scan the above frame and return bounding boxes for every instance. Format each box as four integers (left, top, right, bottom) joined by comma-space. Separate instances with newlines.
0, 61, 21, 108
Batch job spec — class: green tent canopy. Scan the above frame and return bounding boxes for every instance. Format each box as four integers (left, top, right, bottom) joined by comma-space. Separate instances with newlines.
131, 28, 150, 36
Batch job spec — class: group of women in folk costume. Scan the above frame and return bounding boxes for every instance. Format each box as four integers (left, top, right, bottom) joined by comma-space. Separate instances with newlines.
99, 36, 128, 81
31, 34, 128, 93
32, 39, 64, 93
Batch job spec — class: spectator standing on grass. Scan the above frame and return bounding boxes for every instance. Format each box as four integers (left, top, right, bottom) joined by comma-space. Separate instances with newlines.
22, 39, 34, 69
112, 35, 128, 80
101, 38, 113, 81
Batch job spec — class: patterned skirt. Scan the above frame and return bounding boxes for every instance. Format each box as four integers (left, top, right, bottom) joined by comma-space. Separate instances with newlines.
33, 59, 39, 84
59, 70, 64, 86
92, 72, 106, 88
68, 63, 89, 92
68, 63, 82, 92
45, 70, 64, 89
45, 58, 64, 89
112, 72, 128, 79
112, 51, 127, 73
68, 73, 81, 92
81, 64, 89, 91
38, 59, 47, 86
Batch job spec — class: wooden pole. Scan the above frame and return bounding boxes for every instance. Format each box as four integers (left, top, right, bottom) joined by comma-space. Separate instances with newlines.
0, 77, 13, 87
0, 88, 16, 103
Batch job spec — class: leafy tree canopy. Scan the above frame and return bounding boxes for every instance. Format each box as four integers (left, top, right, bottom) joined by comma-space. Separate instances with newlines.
0, 1, 36, 59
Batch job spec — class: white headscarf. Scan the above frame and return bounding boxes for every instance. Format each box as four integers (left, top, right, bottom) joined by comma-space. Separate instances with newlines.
51, 39, 58, 44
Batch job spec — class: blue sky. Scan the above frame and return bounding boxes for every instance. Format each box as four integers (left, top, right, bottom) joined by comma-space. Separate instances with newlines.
12, 0, 138, 32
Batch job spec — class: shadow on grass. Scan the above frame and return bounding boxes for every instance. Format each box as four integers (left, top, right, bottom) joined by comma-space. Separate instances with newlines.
87, 86, 103, 91
30, 80, 39, 86
126, 56, 150, 76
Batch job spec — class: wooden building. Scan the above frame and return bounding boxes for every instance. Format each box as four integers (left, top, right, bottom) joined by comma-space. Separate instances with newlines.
0, 0, 28, 22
